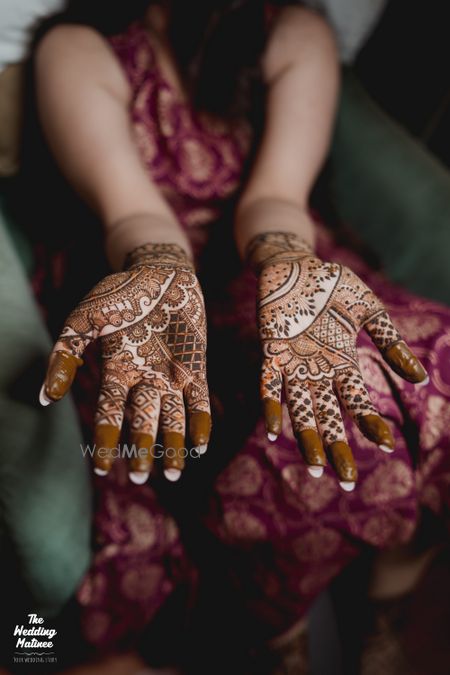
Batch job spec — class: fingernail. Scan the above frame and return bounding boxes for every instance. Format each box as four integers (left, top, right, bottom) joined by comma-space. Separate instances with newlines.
339, 481, 355, 492
307, 466, 324, 478
264, 398, 282, 437
164, 468, 181, 482
196, 444, 208, 455
45, 351, 83, 401
94, 467, 108, 477
129, 471, 149, 485
39, 384, 51, 406
297, 429, 327, 467
416, 375, 429, 388
379, 444, 394, 454
385, 342, 428, 383
358, 414, 394, 450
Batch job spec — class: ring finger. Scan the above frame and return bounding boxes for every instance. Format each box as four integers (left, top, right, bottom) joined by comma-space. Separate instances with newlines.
127, 383, 160, 484
310, 378, 357, 491
160, 388, 186, 482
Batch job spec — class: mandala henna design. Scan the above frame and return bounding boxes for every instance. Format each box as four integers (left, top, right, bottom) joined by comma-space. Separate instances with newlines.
248, 232, 427, 487
41, 242, 211, 482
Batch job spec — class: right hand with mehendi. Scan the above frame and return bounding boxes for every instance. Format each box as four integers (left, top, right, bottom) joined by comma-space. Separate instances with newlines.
248, 231, 428, 491
39, 243, 211, 483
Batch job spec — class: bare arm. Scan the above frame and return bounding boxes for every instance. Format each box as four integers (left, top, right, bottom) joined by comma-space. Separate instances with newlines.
235, 6, 339, 257
35, 24, 191, 270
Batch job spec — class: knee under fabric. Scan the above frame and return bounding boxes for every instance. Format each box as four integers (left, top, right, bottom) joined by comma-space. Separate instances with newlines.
0, 199, 92, 618
330, 69, 450, 305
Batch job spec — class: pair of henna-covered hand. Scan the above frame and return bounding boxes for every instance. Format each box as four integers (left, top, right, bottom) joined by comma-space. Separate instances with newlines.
40, 233, 427, 489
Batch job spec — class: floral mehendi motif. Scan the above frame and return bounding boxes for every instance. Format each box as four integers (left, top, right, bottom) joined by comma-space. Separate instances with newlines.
40, 243, 211, 483
247, 232, 428, 491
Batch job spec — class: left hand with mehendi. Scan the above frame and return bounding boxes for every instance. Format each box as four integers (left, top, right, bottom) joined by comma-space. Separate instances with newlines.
247, 231, 428, 491
39, 243, 211, 483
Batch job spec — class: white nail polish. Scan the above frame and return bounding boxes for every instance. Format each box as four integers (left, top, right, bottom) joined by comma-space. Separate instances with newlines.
379, 444, 394, 454
307, 466, 324, 478
164, 468, 181, 482
196, 444, 208, 455
94, 467, 108, 476
267, 432, 278, 442
129, 472, 149, 485
339, 481, 355, 492
416, 375, 429, 388
39, 384, 51, 407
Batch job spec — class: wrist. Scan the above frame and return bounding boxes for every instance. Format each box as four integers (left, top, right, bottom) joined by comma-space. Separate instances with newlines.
123, 242, 194, 271
235, 197, 316, 260
245, 231, 315, 274
104, 213, 193, 270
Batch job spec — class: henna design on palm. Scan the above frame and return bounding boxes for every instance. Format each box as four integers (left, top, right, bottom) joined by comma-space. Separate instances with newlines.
40, 244, 211, 483
249, 232, 428, 490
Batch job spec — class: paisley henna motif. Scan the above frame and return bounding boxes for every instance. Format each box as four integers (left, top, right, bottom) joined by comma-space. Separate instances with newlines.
41, 243, 211, 483
248, 232, 428, 490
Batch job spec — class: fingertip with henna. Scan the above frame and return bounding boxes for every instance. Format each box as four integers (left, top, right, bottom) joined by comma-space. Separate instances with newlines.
264, 398, 282, 440
358, 414, 394, 451
43, 351, 83, 402
297, 429, 327, 475
189, 411, 211, 447
92, 424, 121, 475
128, 431, 154, 484
385, 342, 428, 384
329, 441, 358, 483
163, 431, 185, 481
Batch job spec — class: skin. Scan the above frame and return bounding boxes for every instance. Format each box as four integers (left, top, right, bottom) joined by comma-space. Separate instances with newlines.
36, 5, 427, 487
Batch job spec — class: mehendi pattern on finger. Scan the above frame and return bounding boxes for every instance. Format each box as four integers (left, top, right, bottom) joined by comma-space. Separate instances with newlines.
363, 311, 402, 352
128, 384, 160, 436
96, 382, 129, 428
310, 380, 346, 445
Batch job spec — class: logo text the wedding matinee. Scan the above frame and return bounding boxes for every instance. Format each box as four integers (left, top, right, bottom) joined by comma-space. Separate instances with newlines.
13, 614, 57, 665
14, 614, 56, 648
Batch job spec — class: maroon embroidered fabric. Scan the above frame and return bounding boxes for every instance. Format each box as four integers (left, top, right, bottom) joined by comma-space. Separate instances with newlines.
38, 21, 450, 648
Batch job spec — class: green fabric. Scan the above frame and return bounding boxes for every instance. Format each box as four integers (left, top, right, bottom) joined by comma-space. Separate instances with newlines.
330, 69, 450, 305
0, 203, 92, 617
0, 179, 33, 276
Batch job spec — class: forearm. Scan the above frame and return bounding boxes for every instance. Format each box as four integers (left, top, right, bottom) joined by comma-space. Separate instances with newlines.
104, 211, 193, 271
234, 198, 315, 260
234, 7, 339, 260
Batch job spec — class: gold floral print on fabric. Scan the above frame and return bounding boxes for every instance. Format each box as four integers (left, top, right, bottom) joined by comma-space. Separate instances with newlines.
421, 395, 450, 449
292, 528, 342, 562
223, 510, 268, 541
216, 455, 264, 497
359, 460, 415, 506
109, 22, 252, 230
281, 465, 338, 512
